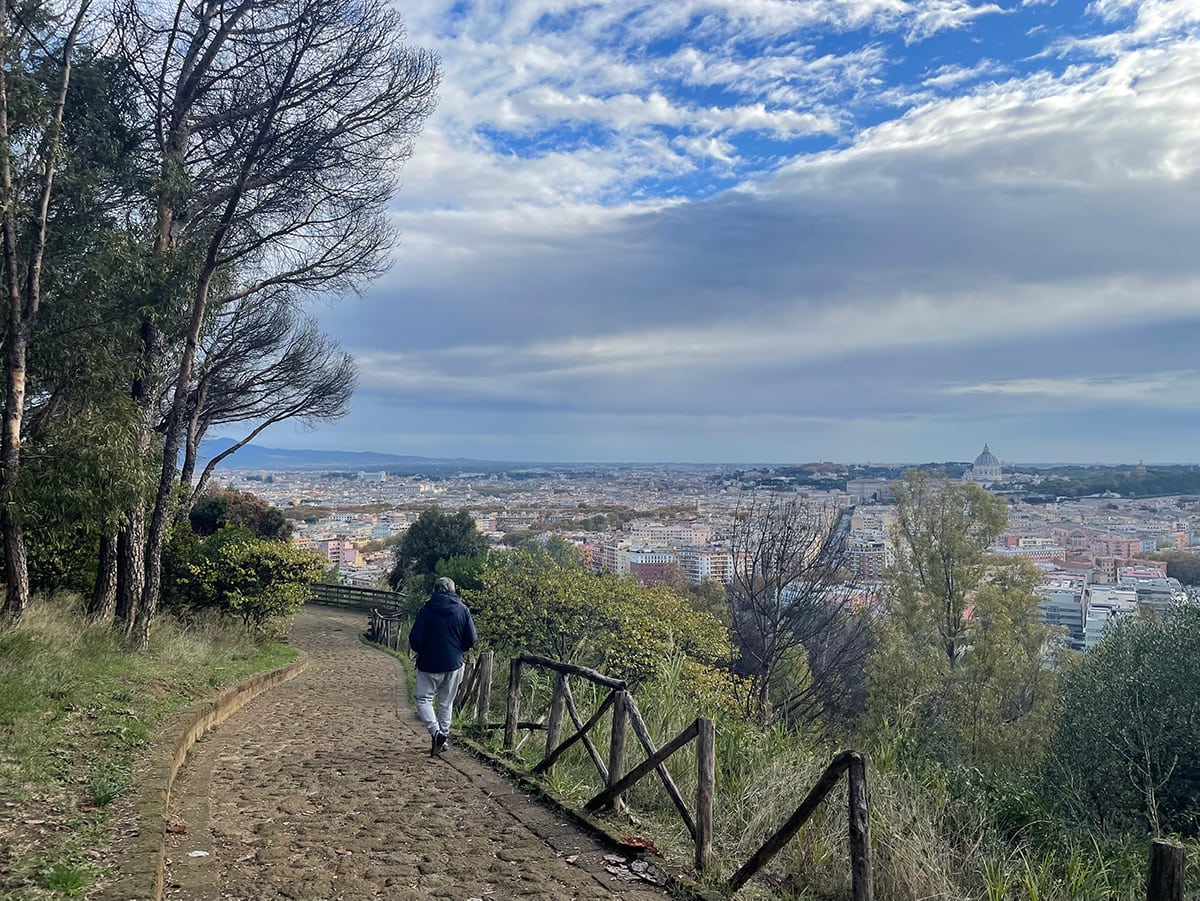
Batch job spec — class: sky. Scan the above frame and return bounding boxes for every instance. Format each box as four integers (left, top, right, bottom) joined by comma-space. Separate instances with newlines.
247, 0, 1200, 464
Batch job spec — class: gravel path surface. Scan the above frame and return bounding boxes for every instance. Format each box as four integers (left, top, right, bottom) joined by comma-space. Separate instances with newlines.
162, 606, 672, 900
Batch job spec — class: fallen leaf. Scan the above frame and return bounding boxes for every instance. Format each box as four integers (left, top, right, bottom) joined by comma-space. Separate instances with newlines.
618, 836, 661, 855
565, 855, 578, 864
166, 822, 188, 834
187, 850, 210, 858
603, 853, 626, 865
23, 819, 46, 826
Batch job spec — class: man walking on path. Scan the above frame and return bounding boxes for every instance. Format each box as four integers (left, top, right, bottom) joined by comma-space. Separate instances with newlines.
408, 576, 478, 755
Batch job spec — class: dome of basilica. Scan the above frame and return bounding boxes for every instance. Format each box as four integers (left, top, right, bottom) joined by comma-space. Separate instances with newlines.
974, 445, 1000, 470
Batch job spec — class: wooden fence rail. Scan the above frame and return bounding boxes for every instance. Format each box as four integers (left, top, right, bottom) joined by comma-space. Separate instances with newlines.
727, 749, 872, 900
311, 582, 405, 612
498, 654, 717, 871
366, 608, 407, 651
358, 633, 874, 893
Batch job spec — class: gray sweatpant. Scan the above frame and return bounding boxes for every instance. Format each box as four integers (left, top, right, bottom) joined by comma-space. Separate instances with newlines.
414, 667, 464, 737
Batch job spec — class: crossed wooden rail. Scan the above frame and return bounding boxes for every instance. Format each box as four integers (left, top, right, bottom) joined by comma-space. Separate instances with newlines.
497, 653, 718, 871
366, 608, 406, 651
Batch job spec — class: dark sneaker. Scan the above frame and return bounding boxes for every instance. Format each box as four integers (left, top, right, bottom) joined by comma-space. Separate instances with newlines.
433, 731, 447, 755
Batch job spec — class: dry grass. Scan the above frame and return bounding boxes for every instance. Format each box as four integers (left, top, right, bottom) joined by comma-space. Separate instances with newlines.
469, 653, 1197, 901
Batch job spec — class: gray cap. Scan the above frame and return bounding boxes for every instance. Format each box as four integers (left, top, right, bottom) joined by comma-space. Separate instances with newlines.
434, 576, 456, 593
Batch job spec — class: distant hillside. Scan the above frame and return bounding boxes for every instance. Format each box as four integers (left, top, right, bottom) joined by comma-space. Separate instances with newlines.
197, 438, 508, 473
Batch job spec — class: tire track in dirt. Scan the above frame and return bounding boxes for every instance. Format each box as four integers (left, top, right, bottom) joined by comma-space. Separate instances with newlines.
162, 606, 672, 900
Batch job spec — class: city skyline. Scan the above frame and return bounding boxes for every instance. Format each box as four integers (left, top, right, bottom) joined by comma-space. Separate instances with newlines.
201, 436, 1197, 469
265, 0, 1199, 463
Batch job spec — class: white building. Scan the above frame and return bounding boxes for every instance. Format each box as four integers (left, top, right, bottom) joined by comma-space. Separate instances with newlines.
963, 444, 1003, 487
1116, 566, 1186, 612
1083, 586, 1138, 650
1036, 572, 1087, 648
678, 549, 733, 585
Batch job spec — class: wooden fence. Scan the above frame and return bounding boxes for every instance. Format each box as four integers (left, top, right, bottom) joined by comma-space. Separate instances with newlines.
726, 749, 871, 899
489, 654, 716, 871
310, 582, 405, 613
472, 652, 878, 897
367, 608, 407, 651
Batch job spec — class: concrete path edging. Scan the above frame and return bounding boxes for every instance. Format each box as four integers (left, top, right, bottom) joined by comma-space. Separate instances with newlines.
98, 655, 308, 901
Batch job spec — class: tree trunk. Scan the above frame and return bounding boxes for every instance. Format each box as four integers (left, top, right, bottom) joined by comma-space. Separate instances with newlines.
87, 531, 118, 621
116, 515, 145, 633
0, 0, 89, 622
757, 666, 773, 726
0, 0, 27, 621
0, 510, 28, 619
139, 273, 215, 647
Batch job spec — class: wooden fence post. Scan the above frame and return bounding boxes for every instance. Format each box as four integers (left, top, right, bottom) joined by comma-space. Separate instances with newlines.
545, 674, 567, 757
504, 657, 523, 751
848, 752, 873, 901
605, 690, 629, 812
696, 717, 715, 872
475, 650, 493, 726
1148, 839, 1185, 901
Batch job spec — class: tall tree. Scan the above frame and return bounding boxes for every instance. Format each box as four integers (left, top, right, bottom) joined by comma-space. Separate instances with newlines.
0, 0, 93, 619
114, 0, 438, 644
11, 47, 154, 621
1051, 604, 1200, 835
868, 473, 1058, 776
887, 471, 1008, 668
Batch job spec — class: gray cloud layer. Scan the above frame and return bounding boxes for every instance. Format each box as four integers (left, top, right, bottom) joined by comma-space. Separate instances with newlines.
253, 9, 1200, 463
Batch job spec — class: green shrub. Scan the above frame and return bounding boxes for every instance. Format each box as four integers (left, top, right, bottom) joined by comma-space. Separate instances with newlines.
165, 526, 324, 631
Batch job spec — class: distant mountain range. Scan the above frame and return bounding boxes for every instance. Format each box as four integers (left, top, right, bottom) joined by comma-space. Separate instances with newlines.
197, 438, 514, 473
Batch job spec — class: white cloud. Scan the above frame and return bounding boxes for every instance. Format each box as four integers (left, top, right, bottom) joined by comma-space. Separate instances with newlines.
305, 0, 1200, 461
942, 372, 1200, 409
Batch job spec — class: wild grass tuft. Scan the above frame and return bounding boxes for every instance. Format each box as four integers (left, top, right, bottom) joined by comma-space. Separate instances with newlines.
36, 861, 90, 897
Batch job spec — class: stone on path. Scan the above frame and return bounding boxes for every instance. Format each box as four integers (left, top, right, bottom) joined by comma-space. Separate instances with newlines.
163, 607, 672, 900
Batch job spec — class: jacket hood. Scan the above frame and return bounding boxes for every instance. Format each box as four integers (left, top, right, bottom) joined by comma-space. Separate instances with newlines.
427, 589, 465, 616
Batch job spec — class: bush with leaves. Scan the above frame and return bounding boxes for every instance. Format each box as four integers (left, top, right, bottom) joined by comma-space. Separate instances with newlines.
1049, 603, 1200, 835
470, 548, 727, 686
165, 527, 323, 632
188, 488, 292, 541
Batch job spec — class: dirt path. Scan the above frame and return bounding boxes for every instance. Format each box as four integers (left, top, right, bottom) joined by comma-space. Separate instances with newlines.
162, 607, 672, 900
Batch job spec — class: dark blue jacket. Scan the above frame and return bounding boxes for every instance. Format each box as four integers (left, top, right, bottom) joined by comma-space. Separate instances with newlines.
408, 589, 477, 673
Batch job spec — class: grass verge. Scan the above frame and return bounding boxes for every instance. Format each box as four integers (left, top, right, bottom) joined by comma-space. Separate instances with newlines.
0, 594, 298, 900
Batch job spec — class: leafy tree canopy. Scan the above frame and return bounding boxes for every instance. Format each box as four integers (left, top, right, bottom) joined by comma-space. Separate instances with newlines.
470, 549, 726, 686
388, 507, 487, 589
1050, 604, 1200, 835
189, 489, 292, 541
